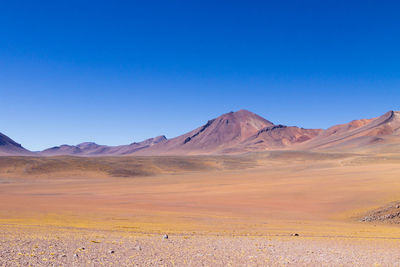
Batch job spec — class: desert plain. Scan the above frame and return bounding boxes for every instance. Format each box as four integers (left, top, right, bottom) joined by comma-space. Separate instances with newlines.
1, 150, 400, 266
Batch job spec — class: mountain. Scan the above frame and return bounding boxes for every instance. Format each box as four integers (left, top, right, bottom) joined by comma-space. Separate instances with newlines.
40, 109, 318, 156
2, 109, 400, 157
297, 111, 400, 151
40, 136, 167, 156
136, 109, 400, 155
0, 132, 32, 156
135, 110, 281, 155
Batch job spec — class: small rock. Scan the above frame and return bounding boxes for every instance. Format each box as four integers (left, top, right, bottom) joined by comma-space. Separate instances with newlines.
135, 245, 142, 251
73, 253, 79, 258
109, 250, 115, 254
291, 233, 299, 236
163, 234, 168, 239
59, 254, 67, 258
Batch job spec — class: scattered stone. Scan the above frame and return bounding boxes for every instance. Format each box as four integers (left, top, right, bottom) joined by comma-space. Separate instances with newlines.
4, 229, 400, 266
163, 234, 168, 239
109, 250, 115, 254
361, 202, 400, 222
291, 233, 299, 236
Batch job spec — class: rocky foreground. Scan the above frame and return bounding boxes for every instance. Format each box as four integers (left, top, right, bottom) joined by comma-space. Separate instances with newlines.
1, 226, 400, 266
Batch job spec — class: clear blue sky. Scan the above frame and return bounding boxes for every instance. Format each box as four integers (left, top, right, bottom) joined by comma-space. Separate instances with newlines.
1, 1, 399, 151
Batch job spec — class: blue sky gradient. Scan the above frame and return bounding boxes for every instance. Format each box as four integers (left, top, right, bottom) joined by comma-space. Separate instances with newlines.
1, 0, 399, 150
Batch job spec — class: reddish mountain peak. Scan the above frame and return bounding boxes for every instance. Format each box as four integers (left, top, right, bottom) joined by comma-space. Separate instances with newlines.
136, 110, 276, 155
191, 110, 273, 142
220, 109, 273, 124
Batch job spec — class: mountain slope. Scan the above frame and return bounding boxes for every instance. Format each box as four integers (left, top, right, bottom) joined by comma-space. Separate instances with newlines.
0, 132, 32, 156
297, 111, 400, 151
234, 125, 322, 152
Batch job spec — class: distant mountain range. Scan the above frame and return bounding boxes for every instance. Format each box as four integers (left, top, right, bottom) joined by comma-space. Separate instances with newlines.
40, 135, 167, 156
1, 109, 400, 156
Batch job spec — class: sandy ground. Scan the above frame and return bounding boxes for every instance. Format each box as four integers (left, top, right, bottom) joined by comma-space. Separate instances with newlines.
2, 225, 400, 267
1, 152, 400, 266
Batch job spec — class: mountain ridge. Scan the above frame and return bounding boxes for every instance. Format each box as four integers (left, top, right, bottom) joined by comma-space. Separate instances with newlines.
40, 135, 167, 156
0, 109, 399, 156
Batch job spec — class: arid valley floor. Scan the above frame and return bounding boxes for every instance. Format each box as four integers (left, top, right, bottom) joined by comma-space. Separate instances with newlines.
1, 151, 400, 266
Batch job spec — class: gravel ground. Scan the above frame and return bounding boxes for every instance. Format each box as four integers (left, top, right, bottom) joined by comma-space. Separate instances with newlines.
1, 226, 400, 266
